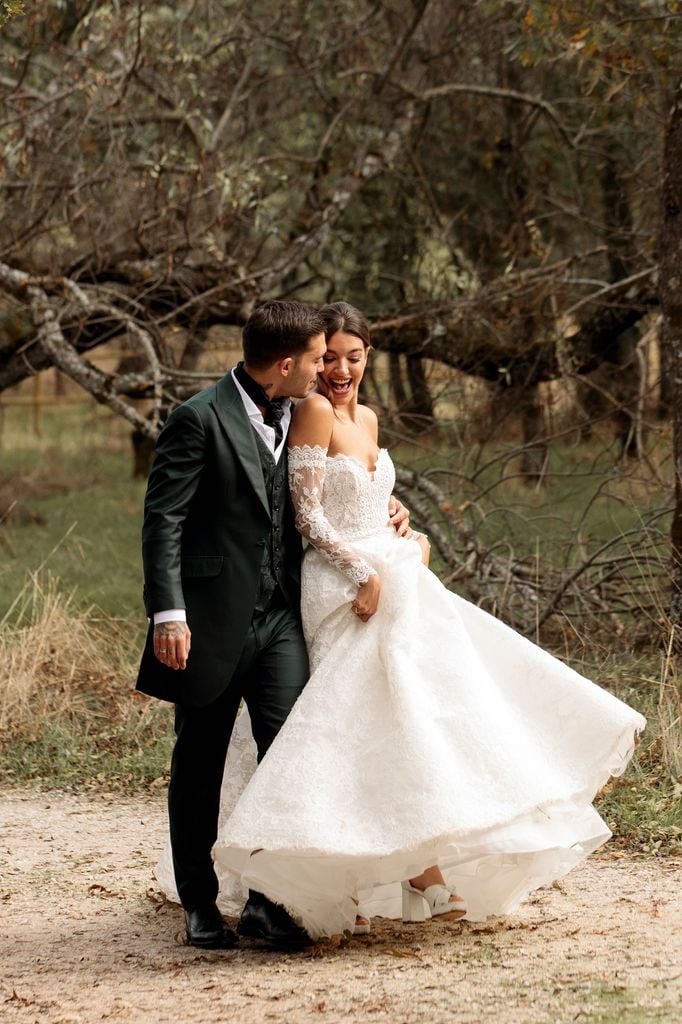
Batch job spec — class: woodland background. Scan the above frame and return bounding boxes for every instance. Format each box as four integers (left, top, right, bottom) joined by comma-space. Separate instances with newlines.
0, 1, 680, 851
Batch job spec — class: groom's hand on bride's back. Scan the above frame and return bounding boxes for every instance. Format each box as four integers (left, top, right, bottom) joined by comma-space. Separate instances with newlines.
388, 497, 411, 537
153, 621, 192, 670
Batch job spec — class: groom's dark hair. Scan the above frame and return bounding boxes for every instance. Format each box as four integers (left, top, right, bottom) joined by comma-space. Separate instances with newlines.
243, 300, 325, 369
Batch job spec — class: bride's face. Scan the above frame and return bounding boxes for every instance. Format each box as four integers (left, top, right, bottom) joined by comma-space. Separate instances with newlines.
318, 331, 368, 406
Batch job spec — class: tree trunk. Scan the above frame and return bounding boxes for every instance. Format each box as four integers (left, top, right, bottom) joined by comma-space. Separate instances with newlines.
403, 354, 435, 432
519, 384, 548, 481
657, 330, 675, 419
579, 155, 642, 452
389, 352, 409, 415
660, 83, 682, 623
603, 156, 642, 457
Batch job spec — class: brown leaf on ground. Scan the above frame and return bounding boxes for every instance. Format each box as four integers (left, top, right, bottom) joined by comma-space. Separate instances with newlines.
87, 883, 127, 898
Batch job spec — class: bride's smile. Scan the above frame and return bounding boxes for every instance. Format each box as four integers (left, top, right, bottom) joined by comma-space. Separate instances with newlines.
318, 331, 368, 407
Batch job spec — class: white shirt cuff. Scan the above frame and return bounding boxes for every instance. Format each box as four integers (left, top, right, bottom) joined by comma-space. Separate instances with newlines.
153, 609, 186, 625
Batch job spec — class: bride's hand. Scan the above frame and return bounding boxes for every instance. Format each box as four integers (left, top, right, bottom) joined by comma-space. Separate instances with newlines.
415, 533, 431, 566
388, 497, 412, 537
352, 574, 381, 622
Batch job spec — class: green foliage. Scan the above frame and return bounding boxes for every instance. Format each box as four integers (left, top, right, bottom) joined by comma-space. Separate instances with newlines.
513, 0, 678, 71
0, 707, 173, 791
0, 0, 669, 437
394, 427, 670, 577
0, 1, 24, 28
0, 0, 667, 307
0, 404, 147, 621
588, 653, 682, 855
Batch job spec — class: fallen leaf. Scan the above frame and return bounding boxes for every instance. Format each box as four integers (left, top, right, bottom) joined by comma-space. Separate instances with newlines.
146, 887, 168, 907
88, 883, 127, 898
6, 990, 34, 1007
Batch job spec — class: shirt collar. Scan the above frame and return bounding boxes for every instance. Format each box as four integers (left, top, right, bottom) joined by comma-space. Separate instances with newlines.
231, 366, 291, 421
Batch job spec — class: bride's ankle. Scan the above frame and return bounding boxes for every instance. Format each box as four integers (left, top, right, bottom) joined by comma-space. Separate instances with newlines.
408, 867, 445, 891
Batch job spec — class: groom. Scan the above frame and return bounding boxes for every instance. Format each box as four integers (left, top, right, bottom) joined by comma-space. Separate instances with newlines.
137, 300, 407, 950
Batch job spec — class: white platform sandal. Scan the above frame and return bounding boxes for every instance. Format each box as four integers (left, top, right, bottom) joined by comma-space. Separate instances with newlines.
352, 899, 371, 935
353, 913, 371, 935
401, 880, 467, 922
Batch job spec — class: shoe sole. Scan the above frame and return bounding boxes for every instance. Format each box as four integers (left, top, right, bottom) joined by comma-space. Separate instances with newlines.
401, 908, 467, 923
186, 933, 238, 949
431, 909, 467, 921
237, 922, 313, 950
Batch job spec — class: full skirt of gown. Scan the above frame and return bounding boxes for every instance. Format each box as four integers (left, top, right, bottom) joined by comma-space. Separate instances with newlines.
156, 449, 645, 938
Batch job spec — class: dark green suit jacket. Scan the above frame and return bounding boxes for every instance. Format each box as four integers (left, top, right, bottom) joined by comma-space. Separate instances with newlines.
135, 372, 302, 707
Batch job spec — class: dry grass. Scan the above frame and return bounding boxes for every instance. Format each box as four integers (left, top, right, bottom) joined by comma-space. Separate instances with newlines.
659, 629, 682, 782
0, 574, 172, 787
0, 574, 129, 739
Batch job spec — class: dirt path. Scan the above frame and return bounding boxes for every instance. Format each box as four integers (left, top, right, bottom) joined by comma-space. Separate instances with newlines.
1, 789, 680, 1024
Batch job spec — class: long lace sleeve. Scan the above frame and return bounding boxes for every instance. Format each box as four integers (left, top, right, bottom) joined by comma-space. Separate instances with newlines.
288, 445, 377, 587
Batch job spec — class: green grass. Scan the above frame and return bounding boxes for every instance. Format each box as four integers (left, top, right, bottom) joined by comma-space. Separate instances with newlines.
391, 425, 671, 565
0, 403, 173, 788
0, 403, 147, 621
586, 652, 682, 855
1, 706, 174, 790
2, 405, 669, 622
576, 986, 678, 1024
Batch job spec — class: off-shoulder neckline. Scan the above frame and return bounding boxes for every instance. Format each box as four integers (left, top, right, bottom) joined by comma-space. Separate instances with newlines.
289, 444, 387, 477
327, 448, 386, 478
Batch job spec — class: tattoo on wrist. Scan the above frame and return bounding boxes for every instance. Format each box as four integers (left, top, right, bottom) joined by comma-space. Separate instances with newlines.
155, 622, 184, 638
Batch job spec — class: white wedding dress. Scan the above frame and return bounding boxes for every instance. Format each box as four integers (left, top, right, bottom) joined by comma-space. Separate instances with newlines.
156, 446, 645, 938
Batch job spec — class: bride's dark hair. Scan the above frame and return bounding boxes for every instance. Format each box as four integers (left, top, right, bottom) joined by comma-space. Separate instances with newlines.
319, 301, 371, 348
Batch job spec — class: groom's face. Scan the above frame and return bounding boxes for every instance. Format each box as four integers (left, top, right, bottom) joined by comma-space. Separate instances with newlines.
283, 333, 327, 399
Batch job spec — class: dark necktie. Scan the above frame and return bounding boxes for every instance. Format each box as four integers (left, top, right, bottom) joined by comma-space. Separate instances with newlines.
234, 362, 287, 447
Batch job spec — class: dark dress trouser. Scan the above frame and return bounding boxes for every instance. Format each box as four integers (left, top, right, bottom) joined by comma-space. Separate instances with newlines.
167, 602, 309, 911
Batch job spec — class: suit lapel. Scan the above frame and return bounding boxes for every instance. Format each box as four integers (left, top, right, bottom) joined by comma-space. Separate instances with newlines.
211, 372, 271, 518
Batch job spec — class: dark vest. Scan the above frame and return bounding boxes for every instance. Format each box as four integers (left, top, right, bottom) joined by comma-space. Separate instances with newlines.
253, 432, 296, 612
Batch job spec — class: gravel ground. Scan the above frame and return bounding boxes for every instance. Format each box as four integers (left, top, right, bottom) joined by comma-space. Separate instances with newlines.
1, 788, 680, 1024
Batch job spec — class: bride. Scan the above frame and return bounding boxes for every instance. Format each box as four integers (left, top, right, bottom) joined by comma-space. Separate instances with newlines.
158, 301, 645, 940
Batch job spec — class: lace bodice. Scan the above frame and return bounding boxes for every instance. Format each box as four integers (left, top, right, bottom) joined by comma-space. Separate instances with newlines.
288, 444, 395, 587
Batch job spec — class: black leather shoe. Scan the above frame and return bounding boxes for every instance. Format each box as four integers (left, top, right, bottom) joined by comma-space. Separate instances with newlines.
237, 891, 313, 949
184, 903, 238, 949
